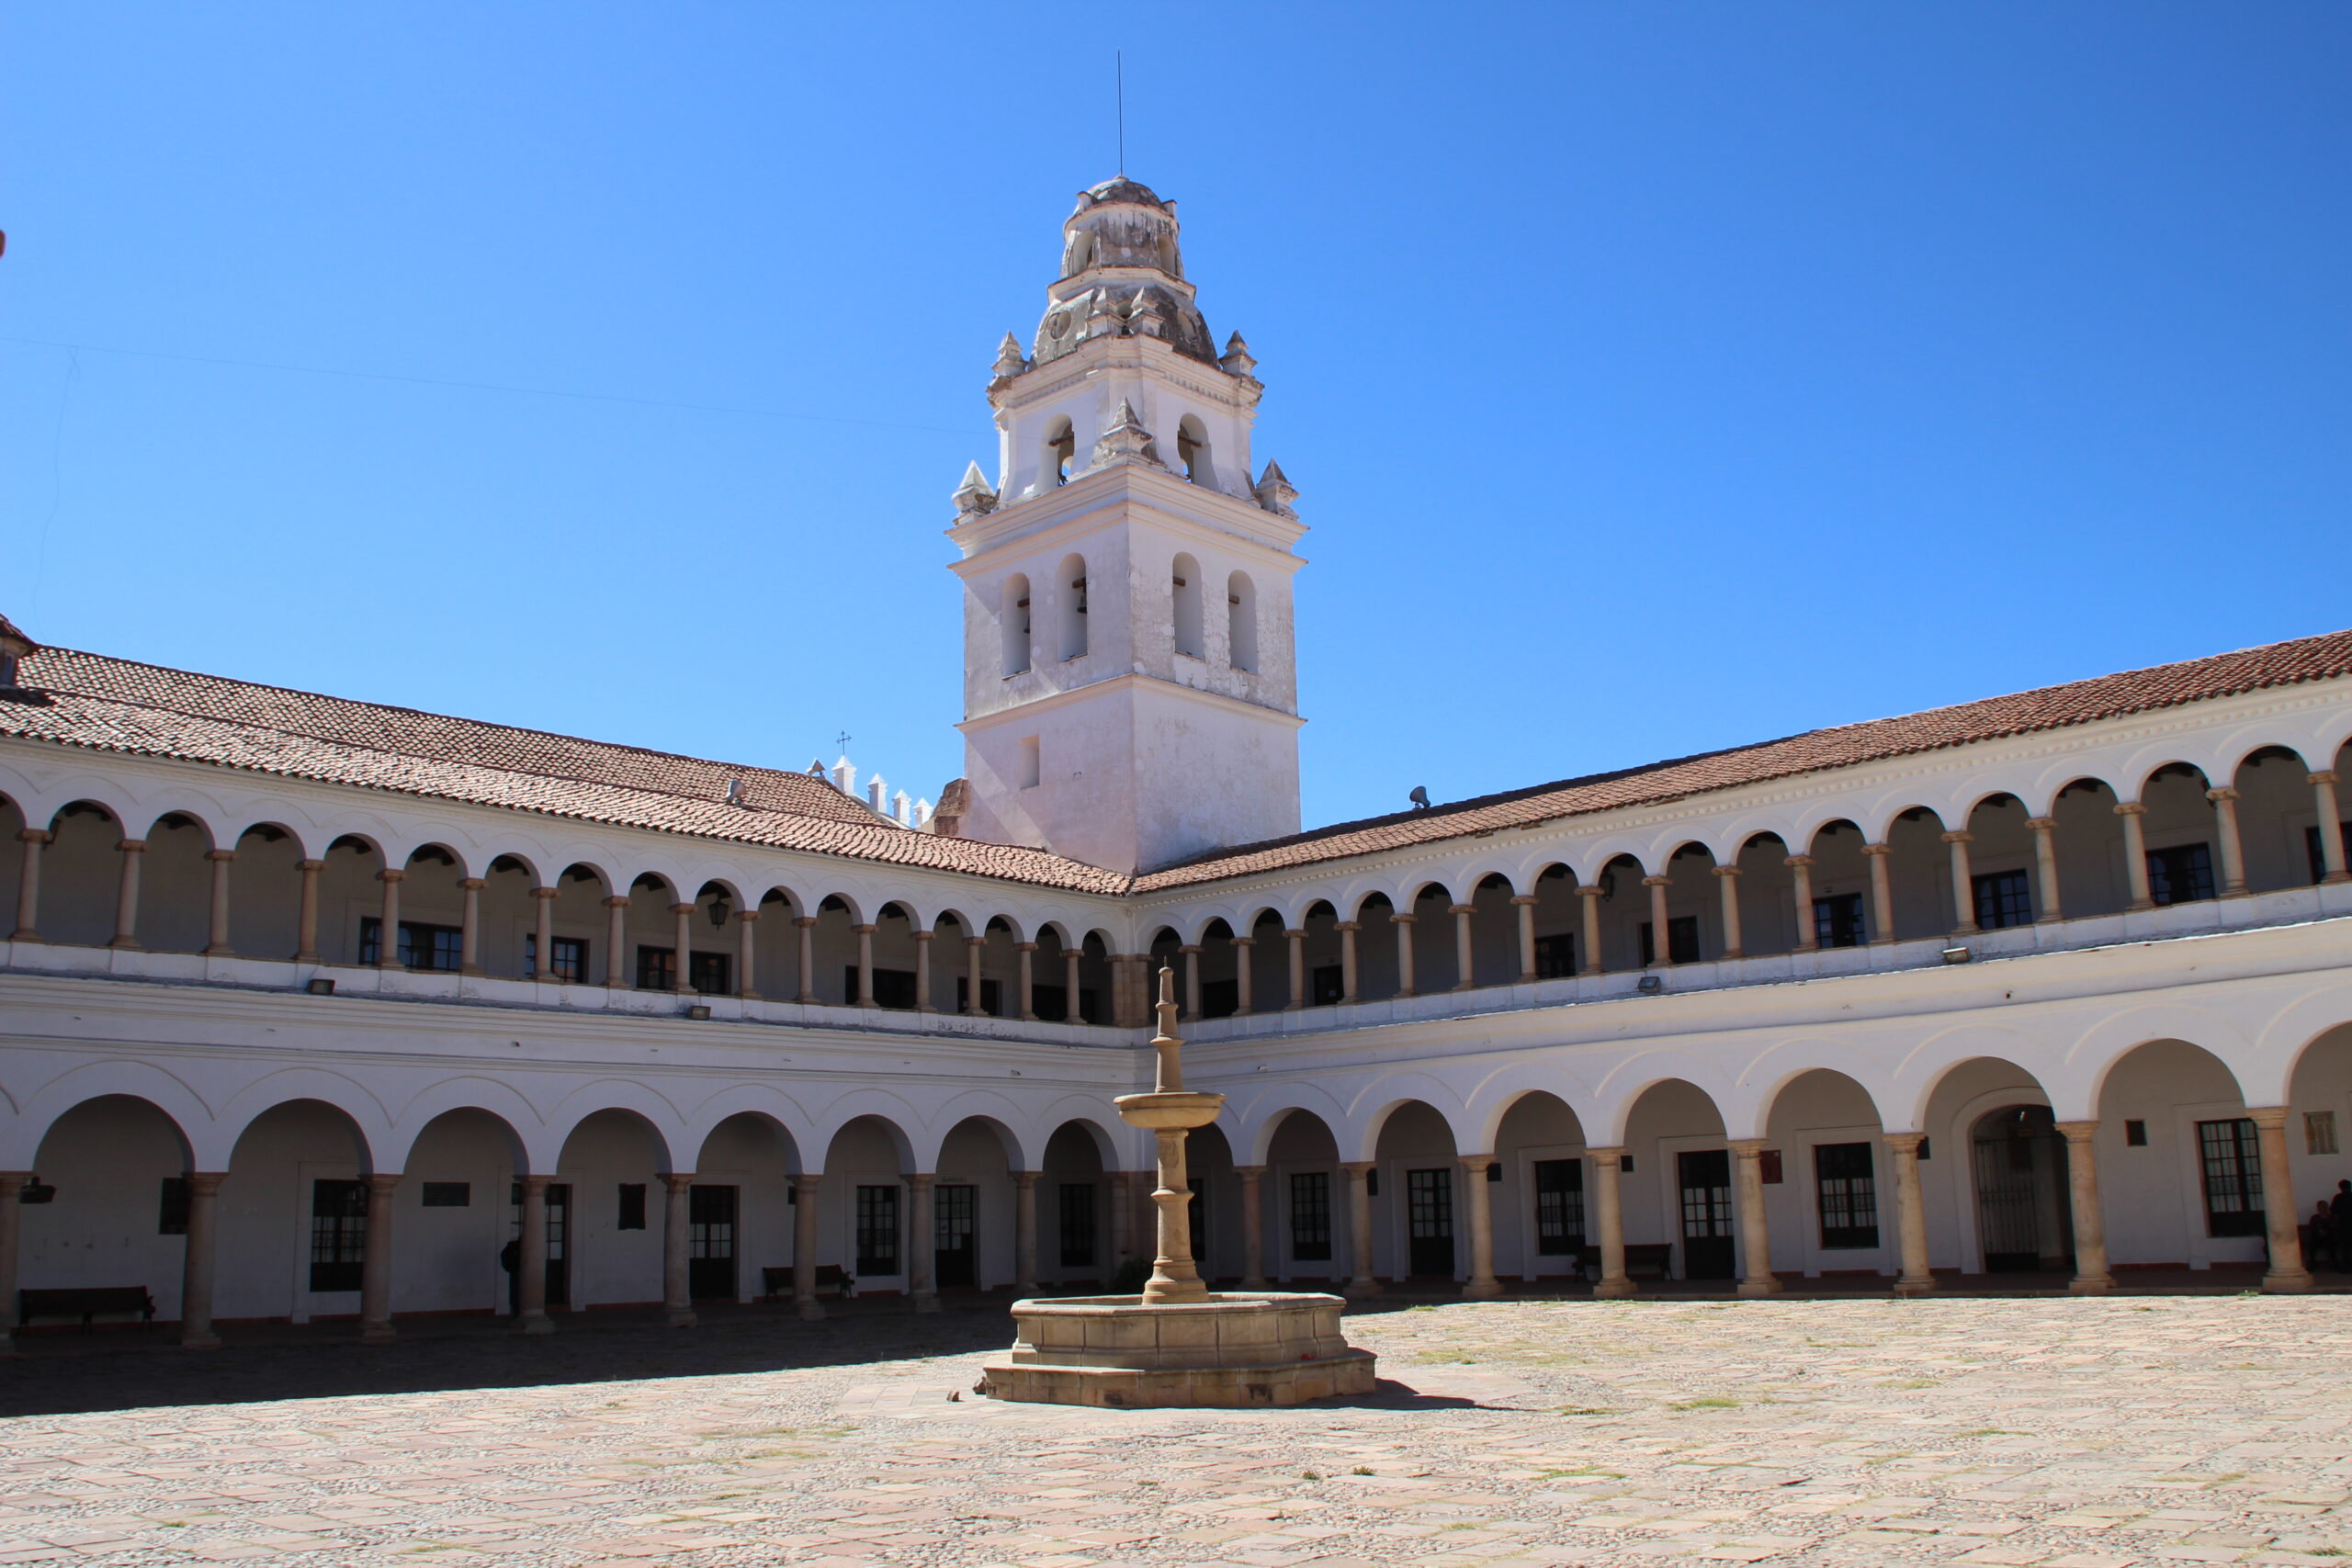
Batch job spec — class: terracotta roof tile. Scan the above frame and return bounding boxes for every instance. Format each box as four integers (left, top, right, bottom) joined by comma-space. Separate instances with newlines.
1133, 627, 2352, 890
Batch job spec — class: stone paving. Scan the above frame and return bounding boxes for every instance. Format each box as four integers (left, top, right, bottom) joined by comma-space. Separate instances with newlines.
3, 1293, 2350, 1566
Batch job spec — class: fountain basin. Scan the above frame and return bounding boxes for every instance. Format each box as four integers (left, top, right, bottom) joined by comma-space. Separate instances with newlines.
1112, 1089, 1226, 1130
978, 1291, 1377, 1408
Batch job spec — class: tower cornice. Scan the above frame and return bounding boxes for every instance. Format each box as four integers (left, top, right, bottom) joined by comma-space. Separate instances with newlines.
946, 459, 1308, 565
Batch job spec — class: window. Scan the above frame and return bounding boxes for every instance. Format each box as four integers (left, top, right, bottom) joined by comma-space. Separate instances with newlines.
2196, 1118, 2265, 1237
1057, 1183, 1096, 1268
1639, 916, 1700, 966
1001, 572, 1032, 677
358, 918, 463, 972
1018, 736, 1041, 790
2147, 842, 2216, 907
2124, 1120, 2148, 1146
1311, 964, 1344, 1005
157, 1177, 190, 1235
1176, 415, 1211, 485
1227, 571, 1258, 671
2308, 1111, 2339, 1156
2305, 821, 2352, 884
1171, 553, 1204, 660
955, 976, 1003, 1016
1288, 1171, 1332, 1262
1814, 1143, 1880, 1249
855, 1185, 900, 1276
1815, 892, 1865, 949
1532, 1159, 1584, 1255
1059, 556, 1089, 660
688, 951, 730, 996
422, 1182, 470, 1208
524, 934, 589, 983
616, 1183, 647, 1230
637, 945, 676, 991
1029, 982, 1099, 1023
309, 1179, 368, 1292
1972, 869, 2033, 931
1533, 933, 1577, 979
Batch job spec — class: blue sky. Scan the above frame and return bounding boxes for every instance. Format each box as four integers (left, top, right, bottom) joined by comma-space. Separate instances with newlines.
4, 5, 2346, 834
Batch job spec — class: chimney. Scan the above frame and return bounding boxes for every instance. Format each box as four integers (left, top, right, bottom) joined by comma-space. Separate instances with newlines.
892, 789, 913, 826
831, 756, 855, 795
866, 775, 888, 814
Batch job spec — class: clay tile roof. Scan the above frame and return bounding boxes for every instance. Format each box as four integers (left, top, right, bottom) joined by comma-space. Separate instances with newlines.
1132, 626, 2352, 891
0, 647, 1127, 895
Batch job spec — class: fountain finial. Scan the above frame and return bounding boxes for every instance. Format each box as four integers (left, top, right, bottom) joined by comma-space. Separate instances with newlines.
1150, 964, 1184, 1091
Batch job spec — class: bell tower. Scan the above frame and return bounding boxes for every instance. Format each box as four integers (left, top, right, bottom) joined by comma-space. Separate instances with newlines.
947, 177, 1306, 876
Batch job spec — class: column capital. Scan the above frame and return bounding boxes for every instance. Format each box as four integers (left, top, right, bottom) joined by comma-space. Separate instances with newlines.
1457, 1152, 1495, 1171
2245, 1104, 2291, 1131
793, 1169, 824, 1190
2205, 786, 2241, 803
1860, 841, 1894, 856
1179, 942, 1202, 953
1012, 1169, 1040, 1187
795, 914, 820, 929
1449, 902, 1477, 915
17, 828, 52, 845
1783, 853, 1815, 868
1284, 928, 1306, 939
1339, 1160, 1377, 1177
1640, 874, 1670, 887
662, 1171, 695, 1192
2025, 816, 2057, 830
2113, 800, 2148, 817
460, 877, 487, 891
735, 908, 760, 923
1233, 1164, 1267, 1179
184, 1170, 229, 1194
965, 934, 986, 948
853, 921, 876, 934
910, 927, 933, 941
115, 838, 148, 853
206, 848, 236, 863
1334, 920, 1361, 933
1584, 1145, 1625, 1160
1576, 883, 1607, 898
1710, 864, 1742, 879
296, 856, 323, 871
2054, 1119, 2098, 1142
907, 1171, 937, 1190
1230, 935, 1255, 948
668, 901, 695, 916
377, 867, 405, 883
532, 885, 560, 900
1940, 829, 1973, 844
604, 894, 630, 908
518, 1171, 552, 1192
1728, 1138, 1770, 1157
1882, 1131, 1927, 1153
1509, 894, 1537, 907
2310, 770, 2340, 785
1388, 911, 1416, 925
365, 1171, 402, 1194
1015, 940, 1037, 952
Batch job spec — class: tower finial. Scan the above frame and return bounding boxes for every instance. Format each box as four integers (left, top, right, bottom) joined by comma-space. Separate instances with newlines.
1116, 49, 1125, 176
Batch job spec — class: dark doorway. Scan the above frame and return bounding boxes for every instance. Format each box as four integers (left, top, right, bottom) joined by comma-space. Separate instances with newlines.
1677, 1150, 1735, 1280
308, 1179, 367, 1293
511, 1182, 572, 1306
1406, 1167, 1455, 1278
688, 1184, 738, 1300
1971, 1105, 2074, 1271
934, 1184, 977, 1288
1532, 1158, 1585, 1256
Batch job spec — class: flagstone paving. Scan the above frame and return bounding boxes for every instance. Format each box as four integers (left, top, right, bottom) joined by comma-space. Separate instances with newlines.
2, 1295, 2349, 1566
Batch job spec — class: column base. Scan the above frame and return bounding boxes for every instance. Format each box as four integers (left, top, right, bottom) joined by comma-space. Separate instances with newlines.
204, 944, 236, 958
460, 964, 486, 976
180, 1329, 221, 1350
108, 939, 143, 952
520, 1313, 554, 1335
914, 1293, 941, 1314
1736, 1276, 1781, 1298
1593, 1278, 1637, 1299
2264, 1270, 2314, 1294
795, 1298, 825, 1321
1240, 1276, 1269, 1292
2068, 1274, 2114, 1295
1340, 1279, 1383, 1299
1462, 1278, 1503, 1299
666, 1307, 698, 1327
1893, 1275, 1937, 1297
361, 1323, 396, 1345
2126, 900, 2156, 913
2323, 872, 2352, 886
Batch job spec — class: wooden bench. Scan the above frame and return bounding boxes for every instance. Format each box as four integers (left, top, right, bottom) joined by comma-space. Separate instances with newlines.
759, 1265, 855, 1300
1570, 1244, 1676, 1280
19, 1286, 156, 1328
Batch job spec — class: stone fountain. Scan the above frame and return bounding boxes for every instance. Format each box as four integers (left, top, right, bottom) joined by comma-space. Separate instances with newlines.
977, 968, 1378, 1408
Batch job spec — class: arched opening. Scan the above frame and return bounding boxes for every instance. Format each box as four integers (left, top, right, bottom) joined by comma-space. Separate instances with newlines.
2286, 1021, 2352, 1275
1187, 1122, 1238, 1281
1170, 552, 1204, 660
1227, 570, 1257, 671
1960, 793, 2038, 931
1041, 1121, 1112, 1287
1621, 1078, 1733, 1281
2097, 1039, 2260, 1273
1176, 413, 1212, 486
1196, 917, 1238, 1018
41, 800, 124, 949
1370, 1100, 1462, 1282
2229, 745, 2325, 893
25, 1096, 195, 1326
1800, 819, 1872, 948
1247, 908, 1289, 1011
695, 1112, 804, 1303
1057, 553, 1089, 661
1000, 572, 1032, 677
1646, 843, 1716, 966
1729, 831, 1793, 955
554, 1109, 674, 1310
1761, 1069, 1890, 1280
1043, 416, 1074, 488
1352, 892, 1398, 1000
2049, 778, 2131, 919
823, 1115, 915, 1294
1263, 1109, 1343, 1285
1920, 1055, 2058, 1279
133, 811, 216, 953
1880, 807, 1957, 942
1586, 853, 1647, 973
1525, 863, 1581, 977
232, 824, 305, 962
0, 793, 24, 932
1489, 1090, 1587, 1284
935, 1117, 1020, 1291
223, 1100, 374, 1323
2137, 763, 2222, 908
1298, 899, 1342, 1007
401, 1108, 529, 1315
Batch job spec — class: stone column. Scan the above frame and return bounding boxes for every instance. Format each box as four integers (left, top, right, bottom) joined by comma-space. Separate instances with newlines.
376, 868, 405, 970
360, 1172, 401, 1343
1062, 945, 1080, 1021
854, 923, 876, 1006
1642, 874, 1671, 964
294, 857, 322, 962
1787, 854, 1818, 951
1172, 943, 1196, 1019
517, 1174, 552, 1333
1450, 903, 1476, 990
791, 1173, 824, 1319
1232, 936, 1254, 1015
964, 936, 986, 1015
1012, 1170, 1039, 1294
1337, 922, 1360, 1002
458, 878, 486, 975
204, 849, 236, 956
1884, 1134, 1934, 1295
663, 1173, 697, 1326
605, 896, 630, 988
2206, 788, 2248, 897
1340, 1160, 1381, 1297
1589, 1147, 1634, 1298
1391, 913, 1417, 998
669, 902, 695, 992
735, 908, 760, 998
1730, 1139, 1779, 1296
532, 886, 560, 979
795, 915, 818, 1002
2312, 772, 2348, 883
2027, 817, 2063, 922
1460, 1154, 1500, 1297
11, 829, 48, 942
1862, 843, 1895, 945
1014, 942, 1037, 1020
2250, 1107, 2312, 1292
908, 1173, 939, 1311
1712, 866, 1745, 960
178, 1172, 228, 1348
1284, 928, 1306, 1010
0, 1171, 28, 1356
2053, 1121, 2112, 1293
1577, 884, 1606, 976
2116, 802, 2154, 910
1236, 1164, 1268, 1289
110, 837, 146, 949
1511, 894, 1538, 982
1942, 830, 1980, 934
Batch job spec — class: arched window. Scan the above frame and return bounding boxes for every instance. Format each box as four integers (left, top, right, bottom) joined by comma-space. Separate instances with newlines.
1059, 554, 1089, 660
1227, 570, 1257, 671
1176, 415, 1212, 488
1001, 573, 1031, 677
1171, 552, 1204, 660
1043, 417, 1074, 488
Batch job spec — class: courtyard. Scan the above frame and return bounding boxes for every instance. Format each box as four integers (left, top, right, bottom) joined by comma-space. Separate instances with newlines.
1, 1294, 2349, 1566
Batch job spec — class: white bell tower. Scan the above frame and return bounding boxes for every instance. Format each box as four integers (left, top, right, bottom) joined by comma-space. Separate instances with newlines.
947, 176, 1306, 876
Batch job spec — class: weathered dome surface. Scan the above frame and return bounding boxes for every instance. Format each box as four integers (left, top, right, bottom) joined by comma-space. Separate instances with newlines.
1078, 175, 1170, 210
1035, 175, 1218, 367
